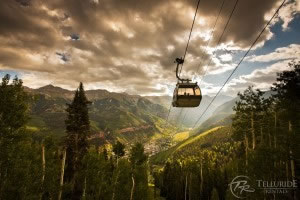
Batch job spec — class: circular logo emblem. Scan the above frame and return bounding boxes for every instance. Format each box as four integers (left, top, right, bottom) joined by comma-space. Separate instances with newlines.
229, 175, 255, 199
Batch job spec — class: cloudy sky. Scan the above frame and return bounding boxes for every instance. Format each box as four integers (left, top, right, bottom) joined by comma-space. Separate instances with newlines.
0, 0, 299, 96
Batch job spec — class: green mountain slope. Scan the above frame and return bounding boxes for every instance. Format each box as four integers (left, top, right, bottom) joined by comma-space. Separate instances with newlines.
146, 94, 234, 128
194, 90, 274, 130
25, 85, 171, 143
151, 126, 232, 164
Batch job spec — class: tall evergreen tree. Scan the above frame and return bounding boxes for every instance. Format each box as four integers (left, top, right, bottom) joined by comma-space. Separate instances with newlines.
64, 82, 91, 200
272, 61, 300, 199
272, 61, 300, 132
112, 140, 125, 165
129, 143, 149, 200
0, 75, 41, 199
0, 74, 29, 137
233, 86, 265, 150
129, 143, 147, 167
111, 140, 125, 200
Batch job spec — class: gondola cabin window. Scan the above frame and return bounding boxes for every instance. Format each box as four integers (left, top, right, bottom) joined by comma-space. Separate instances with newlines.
194, 87, 201, 96
178, 88, 194, 96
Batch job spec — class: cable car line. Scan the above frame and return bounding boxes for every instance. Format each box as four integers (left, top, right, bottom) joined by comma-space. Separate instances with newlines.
198, 0, 239, 85
179, 0, 202, 76
176, 108, 184, 124
165, 0, 234, 127
172, 0, 206, 108
173, 0, 239, 109
177, 0, 226, 127
195, 0, 226, 77
173, 0, 239, 108
162, 0, 175, 126
164, 0, 203, 127
164, 104, 172, 128
191, 0, 287, 129
181, 109, 188, 125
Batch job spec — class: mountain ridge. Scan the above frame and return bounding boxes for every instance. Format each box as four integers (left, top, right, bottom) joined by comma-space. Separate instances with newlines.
24, 84, 241, 145
25, 84, 172, 145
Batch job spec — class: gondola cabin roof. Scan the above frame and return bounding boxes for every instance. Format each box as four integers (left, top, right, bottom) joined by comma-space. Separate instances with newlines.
176, 82, 199, 88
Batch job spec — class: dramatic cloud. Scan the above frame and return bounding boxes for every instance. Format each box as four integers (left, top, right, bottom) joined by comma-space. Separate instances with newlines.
223, 42, 300, 96
0, 0, 299, 95
276, 0, 300, 30
219, 53, 232, 62
224, 59, 299, 96
246, 44, 300, 62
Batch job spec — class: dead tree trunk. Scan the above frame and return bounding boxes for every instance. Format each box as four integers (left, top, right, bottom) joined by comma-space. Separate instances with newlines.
274, 112, 277, 149
111, 170, 120, 200
185, 174, 188, 200
289, 121, 295, 178
251, 111, 256, 150
130, 174, 135, 200
82, 176, 87, 199
245, 135, 249, 167
268, 127, 272, 148
189, 173, 192, 200
200, 159, 203, 195
288, 121, 296, 200
39, 144, 46, 200
58, 149, 66, 200
261, 126, 263, 145
286, 162, 289, 181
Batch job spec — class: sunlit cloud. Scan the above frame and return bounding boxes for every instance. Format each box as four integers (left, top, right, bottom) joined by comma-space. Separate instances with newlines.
219, 53, 232, 62
246, 44, 300, 62
0, 0, 299, 96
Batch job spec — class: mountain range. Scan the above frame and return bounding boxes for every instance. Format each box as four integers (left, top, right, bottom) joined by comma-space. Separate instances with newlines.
25, 85, 168, 144
24, 84, 241, 144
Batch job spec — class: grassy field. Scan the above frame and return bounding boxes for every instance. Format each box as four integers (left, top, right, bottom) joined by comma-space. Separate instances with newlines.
173, 131, 189, 142
177, 126, 223, 150
151, 126, 229, 164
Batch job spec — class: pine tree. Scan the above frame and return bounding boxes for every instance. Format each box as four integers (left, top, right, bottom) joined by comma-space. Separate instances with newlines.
112, 140, 125, 166
0, 75, 31, 199
111, 140, 125, 200
103, 147, 108, 161
129, 143, 147, 167
0, 74, 29, 137
64, 82, 91, 200
233, 86, 265, 150
272, 61, 300, 200
129, 143, 149, 200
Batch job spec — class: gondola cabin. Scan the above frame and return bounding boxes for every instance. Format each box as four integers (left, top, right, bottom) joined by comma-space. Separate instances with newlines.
172, 82, 202, 107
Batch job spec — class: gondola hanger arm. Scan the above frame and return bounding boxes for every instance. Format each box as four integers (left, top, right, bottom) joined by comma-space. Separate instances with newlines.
175, 57, 191, 82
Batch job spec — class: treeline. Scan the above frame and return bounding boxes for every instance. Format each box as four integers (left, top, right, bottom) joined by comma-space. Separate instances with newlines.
0, 75, 150, 200
155, 62, 299, 199
153, 130, 239, 200
0, 61, 299, 200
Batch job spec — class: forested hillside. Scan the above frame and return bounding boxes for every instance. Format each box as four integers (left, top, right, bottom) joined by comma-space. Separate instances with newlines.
153, 62, 300, 200
24, 83, 235, 145
26, 85, 234, 140
25, 85, 170, 144
0, 76, 154, 200
0, 62, 299, 199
